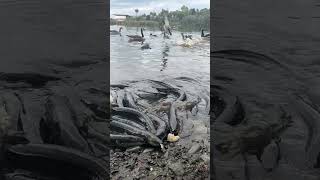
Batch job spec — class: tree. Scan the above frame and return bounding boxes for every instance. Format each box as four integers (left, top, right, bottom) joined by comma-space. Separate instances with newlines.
135, 9, 139, 18
146, 15, 150, 20
181, 5, 188, 13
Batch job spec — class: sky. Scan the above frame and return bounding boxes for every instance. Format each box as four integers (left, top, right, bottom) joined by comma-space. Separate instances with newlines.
110, 0, 210, 17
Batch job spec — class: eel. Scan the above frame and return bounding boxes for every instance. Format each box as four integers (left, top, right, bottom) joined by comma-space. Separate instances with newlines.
156, 87, 180, 99
110, 91, 118, 105
112, 107, 156, 134
168, 101, 178, 134
116, 90, 125, 107
51, 87, 96, 130
110, 84, 129, 89
112, 116, 146, 130
87, 126, 109, 144
111, 134, 145, 142
185, 96, 202, 111
110, 121, 162, 147
125, 90, 139, 109
6, 144, 109, 178
177, 90, 186, 101
260, 140, 280, 172
211, 88, 244, 126
41, 95, 89, 152
1, 92, 22, 131
289, 94, 320, 168
4, 170, 61, 180
2, 131, 29, 145
0, 72, 60, 88
146, 113, 167, 137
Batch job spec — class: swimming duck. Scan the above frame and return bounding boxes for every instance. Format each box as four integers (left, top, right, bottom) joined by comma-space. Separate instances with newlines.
150, 33, 157, 37
181, 33, 192, 40
127, 28, 145, 42
110, 27, 123, 36
141, 43, 151, 50
201, 29, 210, 38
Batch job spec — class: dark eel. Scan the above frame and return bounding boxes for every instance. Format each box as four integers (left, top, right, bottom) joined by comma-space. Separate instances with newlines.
177, 90, 186, 101
4, 170, 61, 180
87, 126, 109, 144
6, 144, 109, 179
185, 96, 202, 112
168, 101, 179, 134
110, 121, 162, 147
112, 116, 146, 130
41, 95, 89, 152
147, 113, 168, 137
289, 94, 320, 168
135, 90, 167, 101
112, 107, 156, 134
125, 90, 139, 109
1, 92, 22, 131
116, 90, 125, 107
0, 72, 60, 88
156, 87, 181, 100
211, 88, 244, 126
111, 134, 145, 142
110, 84, 129, 89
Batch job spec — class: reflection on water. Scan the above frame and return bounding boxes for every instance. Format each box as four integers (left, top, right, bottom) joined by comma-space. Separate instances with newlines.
160, 44, 169, 71
110, 25, 210, 85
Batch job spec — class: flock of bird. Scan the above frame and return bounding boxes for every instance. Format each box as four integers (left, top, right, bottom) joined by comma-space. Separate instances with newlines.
110, 26, 210, 49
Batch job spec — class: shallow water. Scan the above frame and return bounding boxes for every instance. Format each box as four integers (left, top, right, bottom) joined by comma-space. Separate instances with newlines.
110, 25, 210, 85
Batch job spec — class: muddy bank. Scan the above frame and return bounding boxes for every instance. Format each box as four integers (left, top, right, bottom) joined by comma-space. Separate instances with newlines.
212, 0, 320, 179
110, 78, 210, 179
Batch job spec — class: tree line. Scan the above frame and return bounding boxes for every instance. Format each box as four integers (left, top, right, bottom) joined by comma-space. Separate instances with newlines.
111, 5, 210, 32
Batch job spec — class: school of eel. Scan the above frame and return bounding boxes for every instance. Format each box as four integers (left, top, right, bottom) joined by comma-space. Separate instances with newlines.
110, 77, 210, 179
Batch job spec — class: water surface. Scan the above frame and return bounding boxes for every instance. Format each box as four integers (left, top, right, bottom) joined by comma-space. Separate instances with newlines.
110, 25, 210, 85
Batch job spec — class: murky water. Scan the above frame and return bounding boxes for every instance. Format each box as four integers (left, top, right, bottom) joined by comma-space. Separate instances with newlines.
110, 25, 210, 85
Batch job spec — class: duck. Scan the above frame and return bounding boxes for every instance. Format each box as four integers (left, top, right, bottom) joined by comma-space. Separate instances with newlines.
141, 43, 151, 50
150, 33, 158, 37
201, 29, 210, 38
181, 33, 192, 40
163, 32, 170, 39
110, 27, 123, 36
127, 28, 145, 42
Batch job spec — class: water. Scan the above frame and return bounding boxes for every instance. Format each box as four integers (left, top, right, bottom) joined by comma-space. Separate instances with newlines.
110, 25, 210, 85
213, 0, 320, 179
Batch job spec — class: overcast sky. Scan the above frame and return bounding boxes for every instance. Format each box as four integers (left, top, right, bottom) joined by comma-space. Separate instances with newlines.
110, 0, 210, 17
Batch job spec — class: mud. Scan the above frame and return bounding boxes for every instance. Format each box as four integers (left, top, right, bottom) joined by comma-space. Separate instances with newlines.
110, 78, 210, 179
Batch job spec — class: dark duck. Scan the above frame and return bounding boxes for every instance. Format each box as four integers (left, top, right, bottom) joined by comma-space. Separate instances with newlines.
201, 29, 210, 38
141, 43, 151, 50
181, 33, 192, 40
127, 28, 145, 42
150, 33, 157, 37
110, 27, 123, 36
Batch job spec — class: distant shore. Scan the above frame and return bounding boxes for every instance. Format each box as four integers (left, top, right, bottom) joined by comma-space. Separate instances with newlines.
110, 19, 210, 32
